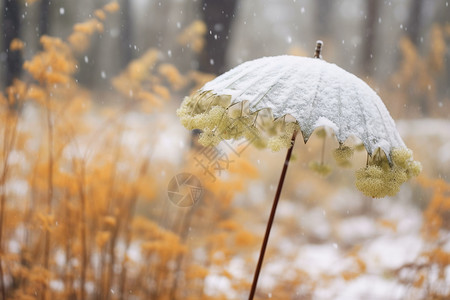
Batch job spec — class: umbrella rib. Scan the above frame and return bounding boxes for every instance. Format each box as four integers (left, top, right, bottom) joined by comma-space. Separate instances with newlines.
354, 89, 372, 155
201, 65, 257, 99
306, 64, 325, 134
338, 86, 343, 142
191, 92, 216, 113
251, 78, 280, 108
221, 58, 275, 92
372, 98, 396, 149
267, 61, 306, 118
251, 63, 294, 109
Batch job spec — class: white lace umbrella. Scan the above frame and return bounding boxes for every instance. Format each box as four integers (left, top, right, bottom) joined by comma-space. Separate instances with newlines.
197, 55, 404, 156
178, 41, 420, 300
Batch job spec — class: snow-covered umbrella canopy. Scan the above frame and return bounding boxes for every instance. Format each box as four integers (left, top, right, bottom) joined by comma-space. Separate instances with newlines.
178, 54, 421, 198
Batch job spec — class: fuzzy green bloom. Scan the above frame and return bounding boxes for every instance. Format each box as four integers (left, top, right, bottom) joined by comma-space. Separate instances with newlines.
177, 93, 300, 150
333, 145, 354, 168
198, 128, 222, 146
355, 147, 421, 198
354, 143, 366, 152
309, 161, 332, 177
268, 134, 292, 152
391, 148, 422, 179
406, 160, 422, 179
315, 128, 327, 138
355, 165, 387, 198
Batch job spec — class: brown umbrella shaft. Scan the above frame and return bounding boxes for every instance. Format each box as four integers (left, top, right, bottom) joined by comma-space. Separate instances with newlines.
248, 131, 297, 300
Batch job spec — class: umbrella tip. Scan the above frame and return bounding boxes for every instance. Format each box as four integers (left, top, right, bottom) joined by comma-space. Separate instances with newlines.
314, 40, 323, 59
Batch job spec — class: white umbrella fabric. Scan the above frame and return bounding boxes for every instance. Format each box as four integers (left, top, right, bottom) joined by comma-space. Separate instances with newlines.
195, 55, 404, 156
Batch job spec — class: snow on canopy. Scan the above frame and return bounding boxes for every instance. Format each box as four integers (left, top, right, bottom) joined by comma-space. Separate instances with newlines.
199, 55, 405, 156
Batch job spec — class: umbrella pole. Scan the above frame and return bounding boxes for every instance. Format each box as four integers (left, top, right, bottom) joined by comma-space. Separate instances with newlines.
249, 131, 297, 300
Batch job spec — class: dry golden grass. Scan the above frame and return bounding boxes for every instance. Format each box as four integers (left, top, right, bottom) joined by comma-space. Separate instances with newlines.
0, 3, 449, 299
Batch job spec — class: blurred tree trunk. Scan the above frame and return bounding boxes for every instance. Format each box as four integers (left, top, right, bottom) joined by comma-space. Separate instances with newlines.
119, 0, 133, 68
315, 0, 333, 39
360, 0, 380, 76
3, 0, 22, 88
198, 0, 238, 74
407, 0, 423, 46
39, 0, 51, 37
89, 0, 133, 90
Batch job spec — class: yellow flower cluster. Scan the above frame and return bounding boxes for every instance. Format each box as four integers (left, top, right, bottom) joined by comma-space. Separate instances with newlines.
103, 1, 120, 13
177, 92, 300, 151
158, 63, 186, 90
68, 19, 104, 53
177, 20, 207, 53
111, 49, 175, 109
315, 127, 327, 138
24, 36, 76, 85
67, 1, 118, 53
1, 80, 27, 107
94, 9, 107, 20
9, 38, 24, 51
308, 161, 332, 176
355, 148, 421, 198
333, 145, 354, 168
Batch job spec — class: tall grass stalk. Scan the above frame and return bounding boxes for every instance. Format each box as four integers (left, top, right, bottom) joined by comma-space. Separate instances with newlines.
0, 102, 20, 300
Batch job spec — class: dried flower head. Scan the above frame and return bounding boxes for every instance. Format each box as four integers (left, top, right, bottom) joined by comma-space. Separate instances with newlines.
315, 127, 327, 138
355, 148, 421, 198
309, 161, 333, 177
333, 145, 354, 168
158, 63, 186, 90
177, 92, 300, 152
9, 38, 24, 51
103, 1, 120, 13
177, 20, 207, 53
